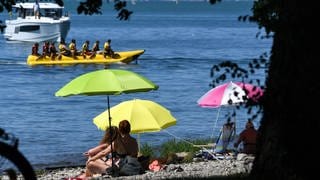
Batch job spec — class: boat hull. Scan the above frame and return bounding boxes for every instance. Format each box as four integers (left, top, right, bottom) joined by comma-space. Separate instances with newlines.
27, 50, 145, 66
3, 2, 70, 42
4, 18, 70, 42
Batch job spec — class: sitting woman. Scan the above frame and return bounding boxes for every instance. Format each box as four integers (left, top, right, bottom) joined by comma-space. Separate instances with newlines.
82, 126, 118, 158
79, 120, 138, 178
118, 120, 139, 158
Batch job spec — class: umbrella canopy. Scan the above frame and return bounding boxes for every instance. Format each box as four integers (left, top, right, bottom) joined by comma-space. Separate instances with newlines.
93, 99, 177, 133
55, 69, 158, 97
197, 81, 263, 142
197, 81, 263, 108
55, 69, 158, 169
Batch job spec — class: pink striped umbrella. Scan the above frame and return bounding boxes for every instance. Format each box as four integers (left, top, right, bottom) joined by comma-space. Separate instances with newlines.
197, 81, 263, 108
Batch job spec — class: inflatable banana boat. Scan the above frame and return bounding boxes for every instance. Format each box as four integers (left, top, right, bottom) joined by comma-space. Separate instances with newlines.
27, 49, 145, 66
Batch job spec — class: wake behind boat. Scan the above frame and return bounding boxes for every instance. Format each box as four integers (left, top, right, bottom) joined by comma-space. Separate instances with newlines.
3, 0, 70, 42
27, 49, 145, 66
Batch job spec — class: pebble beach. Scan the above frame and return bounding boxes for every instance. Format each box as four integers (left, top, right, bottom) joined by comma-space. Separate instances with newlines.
36, 154, 254, 180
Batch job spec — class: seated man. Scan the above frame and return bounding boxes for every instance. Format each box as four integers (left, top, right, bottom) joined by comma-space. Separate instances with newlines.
32, 42, 43, 60
42, 41, 50, 57
103, 39, 115, 58
31, 42, 40, 56
57, 39, 71, 59
234, 120, 258, 154
81, 40, 94, 59
90, 40, 102, 58
49, 42, 57, 60
69, 39, 78, 59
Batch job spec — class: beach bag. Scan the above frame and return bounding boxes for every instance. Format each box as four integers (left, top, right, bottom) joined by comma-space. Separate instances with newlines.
118, 156, 143, 176
138, 155, 150, 171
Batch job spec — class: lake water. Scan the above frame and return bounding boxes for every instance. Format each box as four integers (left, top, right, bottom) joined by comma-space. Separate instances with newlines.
0, 0, 272, 169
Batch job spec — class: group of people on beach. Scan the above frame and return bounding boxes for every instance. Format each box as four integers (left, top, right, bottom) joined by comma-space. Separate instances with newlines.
74, 118, 258, 179
218, 119, 258, 155
77, 119, 141, 179
31, 38, 116, 60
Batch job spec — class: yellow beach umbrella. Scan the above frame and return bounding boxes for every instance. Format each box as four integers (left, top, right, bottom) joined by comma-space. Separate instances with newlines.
93, 99, 177, 150
93, 99, 177, 133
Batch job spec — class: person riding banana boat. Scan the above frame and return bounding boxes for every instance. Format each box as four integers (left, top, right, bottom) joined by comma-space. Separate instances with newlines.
103, 39, 119, 58
68, 39, 79, 59
27, 39, 145, 66
57, 39, 71, 60
81, 40, 96, 59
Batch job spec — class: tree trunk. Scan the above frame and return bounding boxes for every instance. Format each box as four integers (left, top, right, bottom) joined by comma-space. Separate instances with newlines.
250, 1, 319, 179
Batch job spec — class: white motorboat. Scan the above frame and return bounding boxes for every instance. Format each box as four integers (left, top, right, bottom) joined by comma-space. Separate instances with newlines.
3, 0, 70, 42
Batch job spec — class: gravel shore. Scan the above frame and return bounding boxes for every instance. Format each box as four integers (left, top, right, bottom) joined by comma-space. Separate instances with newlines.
36, 154, 254, 180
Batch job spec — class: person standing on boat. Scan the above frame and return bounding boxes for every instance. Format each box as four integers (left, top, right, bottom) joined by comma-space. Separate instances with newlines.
33, 0, 40, 19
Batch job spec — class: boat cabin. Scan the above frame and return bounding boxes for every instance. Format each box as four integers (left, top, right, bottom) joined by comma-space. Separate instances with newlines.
11, 1, 67, 20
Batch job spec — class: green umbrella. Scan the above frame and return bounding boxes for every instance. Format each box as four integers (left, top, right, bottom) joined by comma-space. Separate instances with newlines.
55, 69, 158, 96
55, 69, 158, 171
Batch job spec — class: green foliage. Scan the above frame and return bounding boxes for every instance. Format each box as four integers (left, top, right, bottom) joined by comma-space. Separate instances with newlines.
114, 0, 132, 20
209, 52, 268, 122
159, 139, 211, 157
77, 0, 102, 15
0, 0, 15, 13
209, 0, 222, 5
251, 0, 280, 35
237, 0, 279, 38
139, 143, 154, 157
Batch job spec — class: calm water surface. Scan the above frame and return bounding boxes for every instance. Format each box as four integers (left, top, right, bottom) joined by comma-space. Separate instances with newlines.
0, 1, 271, 168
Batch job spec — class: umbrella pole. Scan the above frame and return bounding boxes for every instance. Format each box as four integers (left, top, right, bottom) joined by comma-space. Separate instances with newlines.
211, 107, 221, 140
107, 96, 115, 173
137, 134, 141, 153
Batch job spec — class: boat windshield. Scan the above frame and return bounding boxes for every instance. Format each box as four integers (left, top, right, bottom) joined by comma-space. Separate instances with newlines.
10, 1, 67, 20
14, 8, 64, 19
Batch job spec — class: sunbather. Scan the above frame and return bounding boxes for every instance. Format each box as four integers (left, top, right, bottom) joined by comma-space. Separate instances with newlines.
79, 120, 138, 178
234, 120, 257, 154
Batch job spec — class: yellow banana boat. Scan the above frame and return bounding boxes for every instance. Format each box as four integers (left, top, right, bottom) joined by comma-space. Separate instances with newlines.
27, 49, 145, 66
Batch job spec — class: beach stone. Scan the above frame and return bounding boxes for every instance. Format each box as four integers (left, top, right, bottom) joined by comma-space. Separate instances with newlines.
31, 156, 255, 180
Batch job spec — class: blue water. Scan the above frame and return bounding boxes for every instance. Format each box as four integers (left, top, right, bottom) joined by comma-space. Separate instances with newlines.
0, 0, 271, 169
